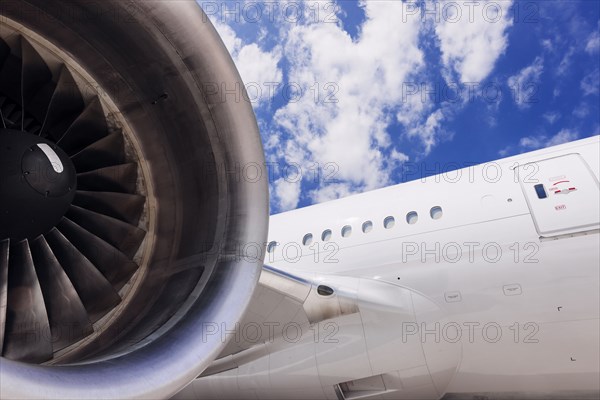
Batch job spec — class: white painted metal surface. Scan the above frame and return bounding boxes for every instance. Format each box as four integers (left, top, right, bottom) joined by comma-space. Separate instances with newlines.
177, 136, 600, 400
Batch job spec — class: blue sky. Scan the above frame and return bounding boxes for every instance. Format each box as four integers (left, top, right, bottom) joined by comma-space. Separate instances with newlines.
199, 0, 600, 213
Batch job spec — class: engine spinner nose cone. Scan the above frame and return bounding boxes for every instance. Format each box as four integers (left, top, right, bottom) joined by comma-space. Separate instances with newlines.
22, 142, 76, 197
0, 129, 77, 241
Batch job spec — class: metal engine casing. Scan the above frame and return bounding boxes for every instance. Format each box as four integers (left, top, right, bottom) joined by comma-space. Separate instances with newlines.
0, 1, 269, 398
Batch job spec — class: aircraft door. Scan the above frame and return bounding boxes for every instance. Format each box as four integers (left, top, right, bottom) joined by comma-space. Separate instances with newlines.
516, 153, 600, 237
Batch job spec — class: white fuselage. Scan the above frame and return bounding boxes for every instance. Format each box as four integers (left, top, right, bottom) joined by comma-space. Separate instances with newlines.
179, 136, 600, 400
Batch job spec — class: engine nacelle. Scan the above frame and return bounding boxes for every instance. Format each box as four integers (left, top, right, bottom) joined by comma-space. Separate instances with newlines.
0, 1, 268, 398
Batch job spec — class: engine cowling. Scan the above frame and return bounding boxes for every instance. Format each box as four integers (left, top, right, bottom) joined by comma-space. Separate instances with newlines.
0, 1, 268, 398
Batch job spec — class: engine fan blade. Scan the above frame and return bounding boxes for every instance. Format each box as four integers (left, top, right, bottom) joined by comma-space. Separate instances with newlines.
2, 240, 53, 363
24, 81, 55, 129
56, 97, 109, 155
0, 54, 21, 116
44, 229, 121, 323
0, 38, 14, 129
0, 35, 21, 106
0, 37, 9, 67
73, 191, 146, 226
30, 236, 93, 352
20, 37, 52, 131
3, 102, 21, 126
0, 240, 8, 354
70, 132, 126, 172
66, 205, 146, 259
58, 218, 139, 290
0, 96, 7, 128
40, 65, 84, 139
76, 163, 138, 194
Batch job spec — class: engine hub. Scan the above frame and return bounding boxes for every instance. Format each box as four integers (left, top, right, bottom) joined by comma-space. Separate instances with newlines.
0, 129, 76, 241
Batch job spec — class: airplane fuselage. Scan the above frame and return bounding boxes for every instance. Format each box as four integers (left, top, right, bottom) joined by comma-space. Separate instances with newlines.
179, 136, 600, 400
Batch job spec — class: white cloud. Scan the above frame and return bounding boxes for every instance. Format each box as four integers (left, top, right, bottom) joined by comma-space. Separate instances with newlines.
585, 29, 600, 54
518, 136, 542, 149
541, 39, 554, 53
210, 19, 283, 107
208, 1, 519, 211
556, 46, 575, 76
389, 149, 410, 164
543, 111, 560, 124
309, 183, 356, 205
235, 43, 283, 104
520, 129, 579, 150
212, 19, 242, 52
553, 87, 561, 98
581, 69, 599, 96
507, 57, 544, 109
434, 0, 514, 83
406, 108, 448, 154
546, 129, 579, 147
272, 178, 302, 212
271, 1, 423, 205
498, 146, 511, 157
573, 102, 590, 118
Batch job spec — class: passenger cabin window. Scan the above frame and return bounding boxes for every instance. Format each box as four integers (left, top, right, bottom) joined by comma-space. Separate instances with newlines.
384, 216, 395, 229
406, 212, 418, 225
341, 225, 352, 238
303, 233, 313, 246
287, 207, 443, 251
430, 206, 443, 220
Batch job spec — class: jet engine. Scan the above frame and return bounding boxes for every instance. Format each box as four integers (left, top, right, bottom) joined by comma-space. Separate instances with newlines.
0, 1, 268, 398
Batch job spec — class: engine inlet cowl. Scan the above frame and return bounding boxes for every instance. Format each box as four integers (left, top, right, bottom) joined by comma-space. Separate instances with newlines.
0, 1, 269, 399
